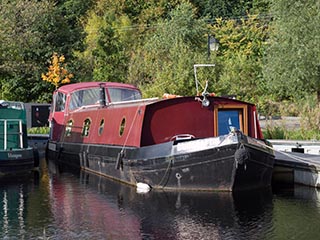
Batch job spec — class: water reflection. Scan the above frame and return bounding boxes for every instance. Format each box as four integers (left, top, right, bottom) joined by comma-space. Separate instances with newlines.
272, 185, 320, 239
49, 159, 274, 240
76, 168, 273, 239
2, 159, 320, 239
0, 162, 52, 239
0, 173, 38, 239
47, 160, 142, 239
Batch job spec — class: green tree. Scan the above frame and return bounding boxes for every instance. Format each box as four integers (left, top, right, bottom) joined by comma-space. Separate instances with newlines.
210, 14, 270, 104
0, 0, 55, 102
79, 0, 182, 83
128, 2, 208, 97
264, 0, 320, 102
193, 0, 269, 19
91, 11, 131, 82
0, 0, 92, 102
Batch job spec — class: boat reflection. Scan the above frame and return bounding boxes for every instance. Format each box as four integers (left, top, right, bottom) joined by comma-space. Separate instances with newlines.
0, 158, 275, 239
0, 172, 43, 239
73, 166, 273, 239
47, 160, 142, 239
0, 180, 26, 237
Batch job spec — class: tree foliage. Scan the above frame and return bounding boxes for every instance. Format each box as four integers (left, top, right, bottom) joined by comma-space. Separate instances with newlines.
42, 53, 73, 89
0, 0, 54, 102
192, 0, 270, 19
78, 0, 182, 84
264, 0, 320, 102
0, 0, 319, 122
0, 0, 92, 102
128, 2, 208, 97
210, 15, 269, 103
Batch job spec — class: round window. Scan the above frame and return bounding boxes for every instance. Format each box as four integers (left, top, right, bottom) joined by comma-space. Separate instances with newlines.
98, 119, 105, 136
65, 119, 73, 137
119, 118, 126, 136
82, 118, 91, 137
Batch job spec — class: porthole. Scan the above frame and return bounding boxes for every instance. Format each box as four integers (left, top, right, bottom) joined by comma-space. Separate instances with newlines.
65, 119, 73, 137
98, 119, 105, 136
82, 118, 91, 137
119, 118, 126, 136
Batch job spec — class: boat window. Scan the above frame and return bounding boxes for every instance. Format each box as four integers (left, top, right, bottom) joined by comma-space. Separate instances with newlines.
119, 118, 126, 136
98, 119, 104, 136
0, 120, 22, 149
55, 92, 66, 112
108, 88, 141, 102
218, 110, 241, 135
214, 105, 248, 136
69, 88, 101, 110
65, 119, 73, 137
82, 118, 91, 137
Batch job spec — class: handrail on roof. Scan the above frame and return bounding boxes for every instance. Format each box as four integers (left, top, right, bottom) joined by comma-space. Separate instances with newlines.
109, 97, 159, 106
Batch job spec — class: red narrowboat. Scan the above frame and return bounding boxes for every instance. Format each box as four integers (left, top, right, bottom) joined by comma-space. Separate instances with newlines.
46, 82, 274, 191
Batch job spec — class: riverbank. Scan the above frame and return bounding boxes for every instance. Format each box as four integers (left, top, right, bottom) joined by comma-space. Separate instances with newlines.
259, 116, 301, 130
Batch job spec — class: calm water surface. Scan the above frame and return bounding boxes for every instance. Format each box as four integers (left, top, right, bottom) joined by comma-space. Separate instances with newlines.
1, 158, 320, 240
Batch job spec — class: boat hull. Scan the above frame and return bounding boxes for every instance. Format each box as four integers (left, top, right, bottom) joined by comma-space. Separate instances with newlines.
0, 148, 35, 175
47, 133, 274, 191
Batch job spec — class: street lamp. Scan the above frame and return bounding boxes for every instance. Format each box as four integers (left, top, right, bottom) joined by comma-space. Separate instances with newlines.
207, 35, 219, 58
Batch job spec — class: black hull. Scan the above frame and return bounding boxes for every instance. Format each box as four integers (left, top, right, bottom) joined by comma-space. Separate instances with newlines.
47, 134, 274, 192
0, 148, 36, 175
0, 159, 34, 175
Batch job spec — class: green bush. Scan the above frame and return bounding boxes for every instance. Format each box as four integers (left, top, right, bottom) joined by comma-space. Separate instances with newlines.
27, 127, 50, 134
263, 126, 285, 139
263, 126, 320, 140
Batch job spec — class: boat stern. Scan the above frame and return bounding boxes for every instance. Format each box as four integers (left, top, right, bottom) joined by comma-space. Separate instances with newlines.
0, 148, 35, 175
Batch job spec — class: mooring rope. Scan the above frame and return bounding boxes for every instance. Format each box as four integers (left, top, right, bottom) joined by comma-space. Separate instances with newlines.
120, 105, 142, 155
157, 157, 173, 188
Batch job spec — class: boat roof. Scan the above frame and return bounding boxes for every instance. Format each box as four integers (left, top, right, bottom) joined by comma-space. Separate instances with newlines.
0, 100, 24, 110
56, 82, 139, 94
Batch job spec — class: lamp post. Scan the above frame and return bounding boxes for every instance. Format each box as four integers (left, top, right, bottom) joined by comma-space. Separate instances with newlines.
207, 35, 219, 58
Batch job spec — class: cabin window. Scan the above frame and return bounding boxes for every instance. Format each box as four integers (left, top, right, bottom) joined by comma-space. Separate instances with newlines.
214, 105, 248, 136
0, 120, 22, 149
65, 119, 73, 137
119, 118, 126, 136
54, 92, 66, 112
218, 110, 241, 135
69, 88, 102, 110
82, 118, 91, 137
108, 88, 141, 102
98, 119, 104, 136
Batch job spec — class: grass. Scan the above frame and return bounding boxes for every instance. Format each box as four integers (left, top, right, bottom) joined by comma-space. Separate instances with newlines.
263, 126, 320, 140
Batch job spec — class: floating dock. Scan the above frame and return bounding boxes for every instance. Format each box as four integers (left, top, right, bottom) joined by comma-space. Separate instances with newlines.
270, 139, 320, 155
271, 140, 320, 188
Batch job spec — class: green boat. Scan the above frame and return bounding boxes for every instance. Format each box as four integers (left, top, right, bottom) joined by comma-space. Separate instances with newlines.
0, 100, 38, 175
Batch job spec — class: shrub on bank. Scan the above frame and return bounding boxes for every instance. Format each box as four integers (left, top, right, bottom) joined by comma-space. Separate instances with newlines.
28, 127, 50, 134
263, 126, 320, 140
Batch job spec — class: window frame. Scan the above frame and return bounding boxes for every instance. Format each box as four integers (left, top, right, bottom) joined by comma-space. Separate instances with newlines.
214, 104, 248, 136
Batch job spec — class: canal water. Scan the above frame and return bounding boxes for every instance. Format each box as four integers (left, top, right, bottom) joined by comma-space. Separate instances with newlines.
1, 158, 320, 240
